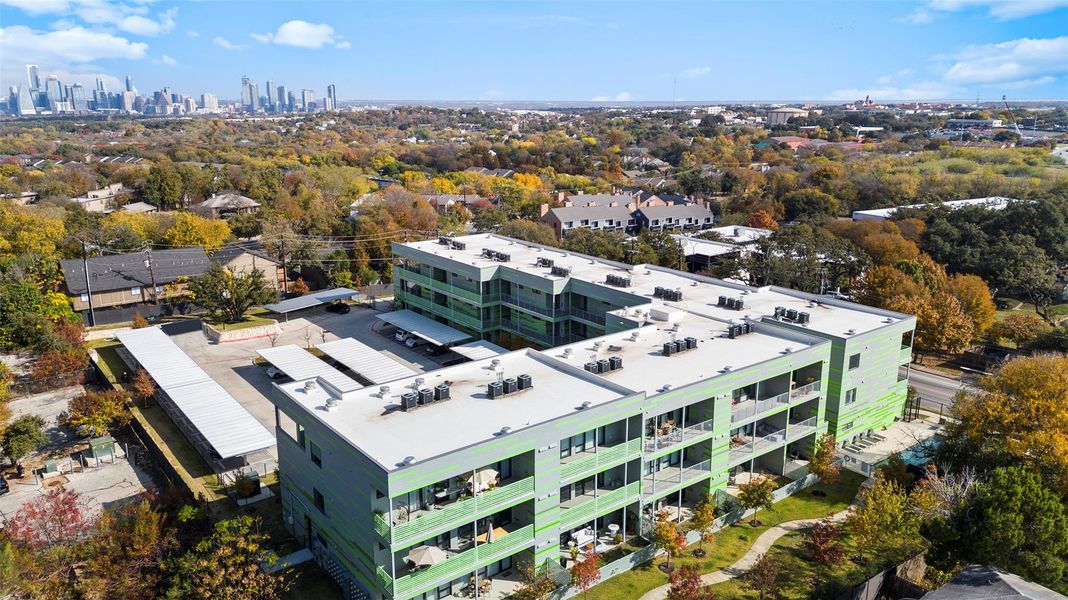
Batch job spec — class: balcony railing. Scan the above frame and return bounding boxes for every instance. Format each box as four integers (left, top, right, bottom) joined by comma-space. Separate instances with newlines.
640, 459, 711, 499
731, 392, 789, 423
499, 293, 558, 318
373, 477, 535, 548
790, 381, 822, 400
380, 524, 536, 599
559, 481, 640, 530
396, 290, 482, 330
900, 346, 913, 364
644, 418, 716, 453
568, 307, 607, 326
786, 416, 818, 441
394, 267, 482, 304
729, 428, 787, 463
561, 438, 642, 482
499, 319, 555, 345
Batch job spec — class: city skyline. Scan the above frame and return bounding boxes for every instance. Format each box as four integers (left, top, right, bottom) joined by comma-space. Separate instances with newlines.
0, 1, 1066, 102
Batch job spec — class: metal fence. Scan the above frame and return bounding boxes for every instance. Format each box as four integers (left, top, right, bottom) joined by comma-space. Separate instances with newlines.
6, 367, 96, 398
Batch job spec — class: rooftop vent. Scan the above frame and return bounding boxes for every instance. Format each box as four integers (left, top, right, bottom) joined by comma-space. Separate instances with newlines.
378, 385, 390, 398
499, 426, 512, 435
438, 236, 452, 245
605, 274, 631, 287
579, 401, 592, 409
402, 456, 415, 465
325, 397, 339, 412
536, 257, 555, 268
846, 328, 856, 336
303, 380, 317, 392
451, 241, 466, 251
629, 331, 640, 341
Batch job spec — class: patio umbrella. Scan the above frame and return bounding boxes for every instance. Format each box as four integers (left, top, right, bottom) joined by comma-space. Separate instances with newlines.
485, 521, 495, 543
468, 468, 499, 491
405, 545, 447, 568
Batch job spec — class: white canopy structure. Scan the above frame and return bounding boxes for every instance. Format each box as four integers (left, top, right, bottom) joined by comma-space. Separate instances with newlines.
116, 327, 274, 460
375, 310, 472, 346
315, 338, 418, 385
450, 340, 508, 361
257, 345, 362, 392
263, 288, 357, 314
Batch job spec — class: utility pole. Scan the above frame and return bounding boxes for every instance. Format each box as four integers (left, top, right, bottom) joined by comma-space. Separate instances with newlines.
280, 235, 288, 296
81, 240, 96, 327
143, 246, 158, 304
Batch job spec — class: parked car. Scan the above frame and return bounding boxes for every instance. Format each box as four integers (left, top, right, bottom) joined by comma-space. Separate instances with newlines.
266, 366, 286, 379
405, 336, 428, 349
325, 302, 351, 314
395, 329, 411, 342
0, 476, 8, 496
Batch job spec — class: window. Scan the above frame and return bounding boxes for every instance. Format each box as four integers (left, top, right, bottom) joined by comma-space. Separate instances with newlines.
848, 353, 861, 370
845, 388, 857, 405
130, 286, 141, 296
297, 424, 306, 448
79, 293, 89, 302
310, 442, 322, 467
841, 421, 854, 431
313, 488, 325, 514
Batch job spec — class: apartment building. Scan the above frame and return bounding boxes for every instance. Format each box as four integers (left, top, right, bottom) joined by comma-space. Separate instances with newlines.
269, 234, 914, 600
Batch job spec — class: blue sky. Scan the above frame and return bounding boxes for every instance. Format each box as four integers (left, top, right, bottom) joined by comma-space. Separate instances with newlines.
1, 0, 1066, 102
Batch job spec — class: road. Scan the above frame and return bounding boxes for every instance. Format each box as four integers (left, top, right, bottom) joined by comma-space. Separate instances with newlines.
907, 367, 973, 414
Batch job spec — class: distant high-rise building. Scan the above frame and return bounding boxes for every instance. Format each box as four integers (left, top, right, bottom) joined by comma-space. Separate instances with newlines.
326, 84, 337, 111
44, 76, 63, 108
183, 97, 198, 114
125, 75, 136, 94
201, 92, 219, 113
240, 75, 253, 110
120, 91, 135, 112
95, 77, 106, 92
16, 85, 36, 115
26, 65, 40, 90
265, 80, 275, 110
288, 89, 299, 112
69, 84, 87, 111
301, 88, 315, 112
276, 85, 288, 112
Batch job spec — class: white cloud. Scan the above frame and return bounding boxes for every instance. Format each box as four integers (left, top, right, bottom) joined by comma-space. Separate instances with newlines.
0, 24, 148, 62
253, 20, 347, 49
160, 54, 176, 65
928, 0, 1068, 19
943, 36, 1068, 85
186, 30, 199, 37
877, 68, 916, 84
896, 8, 935, 23
117, 7, 176, 36
1, 1, 177, 36
592, 92, 632, 102
213, 36, 246, 51
336, 40, 351, 49
0, 0, 71, 15
680, 66, 712, 78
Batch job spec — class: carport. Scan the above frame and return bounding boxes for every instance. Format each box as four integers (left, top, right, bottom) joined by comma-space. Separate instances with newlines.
315, 338, 418, 385
257, 345, 363, 392
263, 287, 358, 320
451, 340, 508, 361
375, 309, 472, 346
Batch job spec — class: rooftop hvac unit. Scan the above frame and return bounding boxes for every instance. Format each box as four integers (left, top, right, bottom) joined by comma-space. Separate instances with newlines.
774, 306, 786, 318
685, 336, 697, 350
718, 296, 727, 306
537, 257, 555, 268
606, 274, 631, 287
744, 322, 754, 334
438, 236, 452, 245
451, 241, 466, 251
584, 361, 598, 373
726, 297, 737, 309
608, 356, 623, 370
674, 339, 686, 353
798, 312, 810, 324
487, 381, 504, 399
434, 384, 450, 401
517, 374, 533, 390
736, 299, 745, 310
418, 388, 433, 405
401, 392, 418, 411
551, 265, 572, 277
497, 252, 511, 262
786, 309, 798, 321
597, 359, 610, 373
481, 248, 494, 259
503, 378, 518, 394
662, 342, 675, 356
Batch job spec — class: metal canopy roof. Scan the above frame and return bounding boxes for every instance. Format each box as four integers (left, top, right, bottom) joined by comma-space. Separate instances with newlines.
263, 287, 358, 314
116, 327, 275, 459
451, 340, 508, 361
315, 338, 418, 385
375, 310, 473, 346
256, 345, 363, 392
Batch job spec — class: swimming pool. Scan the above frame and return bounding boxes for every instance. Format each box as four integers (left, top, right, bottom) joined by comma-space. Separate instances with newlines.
900, 436, 943, 465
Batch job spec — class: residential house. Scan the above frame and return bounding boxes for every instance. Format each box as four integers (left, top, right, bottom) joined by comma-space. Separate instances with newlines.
211, 246, 284, 290
632, 204, 716, 232
425, 194, 490, 215
464, 166, 515, 178
539, 204, 635, 238
71, 183, 128, 213
191, 192, 261, 219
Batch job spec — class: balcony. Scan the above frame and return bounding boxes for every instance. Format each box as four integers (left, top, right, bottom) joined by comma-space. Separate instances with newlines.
559, 481, 640, 530
644, 418, 715, 453
373, 477, 535, 548
568, 307, 607, 326
394, 267, 483, 304
378, 524, 536, 599
900, 345, 913, 364
561, 438, 642, 482
786, 416, 818, 441
731, 392, 789, 424
789, 381, 822, 401
728, 427, 786, 464
499, 319, 555, 346
396, 290, 482, 331
499, 293, 558, 319
640, 459, 712, 500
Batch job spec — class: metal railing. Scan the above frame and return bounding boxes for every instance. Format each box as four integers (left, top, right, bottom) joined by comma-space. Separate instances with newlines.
499, 293, 557, 318
789, 380, 822, 400
644, 418, 716, 453
560, 438, 642, 482
396, 290, 482, 330
393, 267, 483, 304
731, 392, 790, 423
729, 428, 787, 463
640, 459, 711, 499
373, 477, 535, 548
499, 319, 555, 345
568, 307, 607, 326
900, 346, 913, 364
786, 416, 818, 441
558, 481, 641, 530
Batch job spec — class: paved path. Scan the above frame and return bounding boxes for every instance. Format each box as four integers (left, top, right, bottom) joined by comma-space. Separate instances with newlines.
637, 507, 853, 600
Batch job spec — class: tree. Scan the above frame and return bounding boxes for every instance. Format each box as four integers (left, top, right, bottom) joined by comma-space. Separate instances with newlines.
738, 476, 777, 523
187, 264, 274, 323
81, 499, 177, 600
162, 212, 231, 253
131, 313, 149, 329
946, 274, 996, 334
668, 565, 715, 600
745, 210, 779, 230
2, 414, 46, 465
290, 276, 310, 296
987, 312, 1050, 347
741, 553, 785, 600
942, 355, 1068, 492
803, 519, 846, 586
228, 212, 263, 239
688, 494, 718, 544
808, 434, 840, 484
132, 368, 156, 402
570, 552, 601, 599
878, 453, 916, 488
471, 206, 508, 232
5, 486, 91, 548
511, 560, 559, 600
852, 265, 923, 308
167, 515, 291, 600
497, 220, 559, 246
846, 474, 924, 562
652, 509, 687, 570
781, 189, 839, 222
65, 389, 131, 437
142, 162, 183, 209
886, 292, 974, 354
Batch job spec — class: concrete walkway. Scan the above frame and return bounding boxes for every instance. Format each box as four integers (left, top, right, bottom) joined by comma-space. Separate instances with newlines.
637, 507, 853, 600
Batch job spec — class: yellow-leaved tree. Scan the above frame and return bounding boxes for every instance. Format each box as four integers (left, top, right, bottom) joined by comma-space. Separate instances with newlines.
163, 213, 231, 253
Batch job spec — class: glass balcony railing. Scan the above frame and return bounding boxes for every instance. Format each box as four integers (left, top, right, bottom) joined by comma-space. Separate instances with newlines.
499, 319, 555, 345
560, 438, 642, 482
640, 459, 711, 499
393, 267, 483, 304
568, 307, 607, 326
790, 381, 822, 401
372, 477, 535, 548
499, 293, 557, 318
786, 416, 818, 441
644, 418, 716, 453
396, 290, 482, 331
378, 524, 535, 599
900, 346, 913, 364
729, 428, 787, 463
731, 392, 790, 423
558, 481, 640, 530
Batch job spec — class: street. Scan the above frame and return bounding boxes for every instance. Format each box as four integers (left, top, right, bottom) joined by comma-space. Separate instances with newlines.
907, 367, 974, 415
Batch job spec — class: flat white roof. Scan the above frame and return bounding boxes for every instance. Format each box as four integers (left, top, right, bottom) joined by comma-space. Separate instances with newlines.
276, 349, 633, 471
852, 197, 1016, 221
451, 340, 509, 361
673, 234, 739, 258
117, 327, 275, 459
263, 287, 358, 314
315, 338, 419, 384
376, 310, 473, 345
403, 235, 907, 336
257, 345, 363, 392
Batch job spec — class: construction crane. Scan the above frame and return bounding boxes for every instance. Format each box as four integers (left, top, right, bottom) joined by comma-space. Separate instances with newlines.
1002, 95, 1023, 137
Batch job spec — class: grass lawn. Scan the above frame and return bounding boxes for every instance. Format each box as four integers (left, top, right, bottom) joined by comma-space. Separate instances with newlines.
206, 314, 276, 331
94, 344, 129, 383
584, 471, 866, 600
